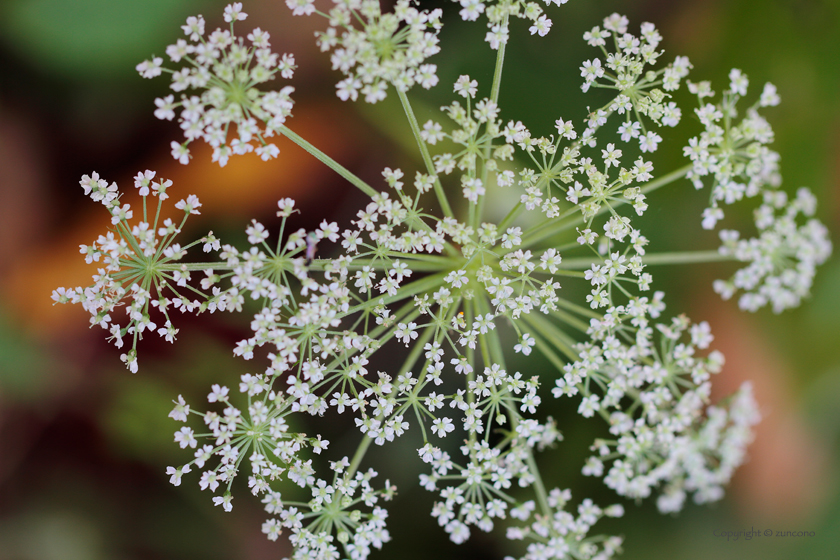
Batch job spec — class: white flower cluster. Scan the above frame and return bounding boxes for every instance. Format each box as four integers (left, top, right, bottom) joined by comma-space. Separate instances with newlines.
503, 491, 624, 560
52, 171, 217, 374
418, 78, 659, 320
453, 0, 571, 48
291, 0, 443, 103
420, 74, 529, 205
556, 309, 760, 511
420, 410, 563, 543
684, 70, 783, 230
682, 69, 832, 312
166, 377, 394, 560
56, 4, 831, 560
580, 14, 691, 153
137, 3, 296, 166
715, 188, 832, 312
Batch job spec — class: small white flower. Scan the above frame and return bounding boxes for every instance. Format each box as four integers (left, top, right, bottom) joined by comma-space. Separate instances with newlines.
208, 384, 229, 403
514, 334, 536, 356
166, 464, 191, 486
174, 426, 197, 449
454, 75, 478, 99
760, 82, 781, 107
212, 494, 234, 512
169, 395, 190, 422
395, 322, 419, 345
223, 2, 247, 22
729, 68, 749, 96
529, 15, 552, 37
285, 0, 315, 17
432, 417, 455, 437
136, 57, 163, 78
175, 195, 202, 215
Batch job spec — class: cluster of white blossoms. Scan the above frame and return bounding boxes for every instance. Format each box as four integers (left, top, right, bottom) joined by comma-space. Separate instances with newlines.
681, 69, 832, 312
137, 2, 296, 166
684, 70, 782, 229
56, 3, 830, 560
52, 170, 217, 373
715, 187, 832, 313
166, 375, 395, 560
289, 0, 443, 103
557, 310, 760, 511
453, 0, 570, 48
502, 490, 625, 560
578, 14, 691, 154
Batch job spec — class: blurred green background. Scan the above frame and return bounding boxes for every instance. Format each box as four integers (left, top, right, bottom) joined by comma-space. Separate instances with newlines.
0, 0, 838, 559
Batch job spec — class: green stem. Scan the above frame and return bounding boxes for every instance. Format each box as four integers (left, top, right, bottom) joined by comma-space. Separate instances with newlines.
522, 312, 580, 362
489, 32, 507, 104
161, 262, 232, 271
282, 125, 456, 256
396, 90, 455, 219
337, 258, 456, 272
521, 440, 551, 517
474, 31, 508, 229
638, 164, 693, 197
280, 125, 378, 198
553, 297, 603, 320
558, 250, 732, 269
638, 250, 733, 265
475, 293, 551, 518
496, 201, 524, 234
346, 434, 373, 479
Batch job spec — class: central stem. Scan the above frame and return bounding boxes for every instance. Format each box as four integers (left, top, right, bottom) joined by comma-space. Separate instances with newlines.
477, 293, 552, 518
346, 434, 373, 480
397, 89, 455, 219
474, 22, 509, 230
558, 250, 733, 269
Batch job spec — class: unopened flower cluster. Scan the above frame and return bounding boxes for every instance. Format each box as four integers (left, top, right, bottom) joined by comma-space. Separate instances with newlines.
55, 3, 830, 560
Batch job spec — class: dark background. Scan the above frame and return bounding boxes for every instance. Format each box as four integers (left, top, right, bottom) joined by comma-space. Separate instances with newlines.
1, 0, 839, 559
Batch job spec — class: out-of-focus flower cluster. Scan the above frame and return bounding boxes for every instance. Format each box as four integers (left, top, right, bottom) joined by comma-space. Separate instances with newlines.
682, 69, 832, 312
558, 312, 760, 512
715, 187, 831, 312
